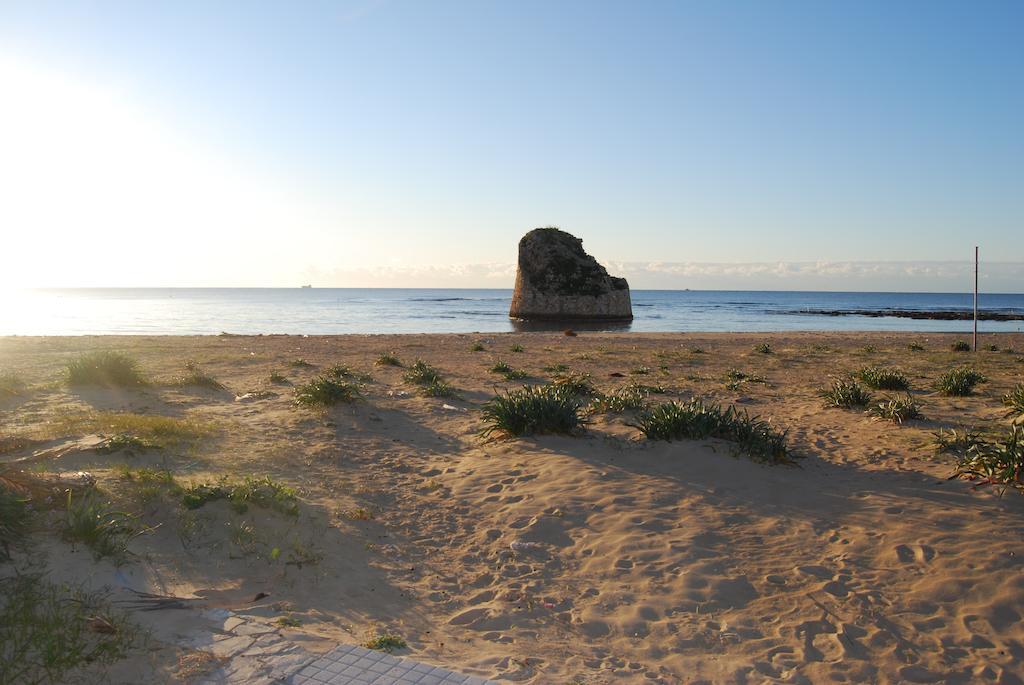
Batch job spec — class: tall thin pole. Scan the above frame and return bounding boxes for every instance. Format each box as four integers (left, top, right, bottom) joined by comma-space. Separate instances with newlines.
973, 246, 978, 352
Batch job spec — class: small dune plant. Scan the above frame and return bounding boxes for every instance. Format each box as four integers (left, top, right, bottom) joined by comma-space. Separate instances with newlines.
983, 344, 1000, 352
1, 485, 31, 560
933, 428, 985, 455
935, 367, 986, 396
908, 341, 925, 351
542, 363, 569, 374
65, 351, 146, 387
951, 340, 971, 352
589, 384, 649, 414
857, 366, 910, 391
268, 370, 289, 384
0, 574, 137, 684
1003, 383, 1024, 419
94, 433, 162, 455
821, 378, 872, 409
510, 343, 524, 353
549, 371, 596, 396
633, 399, 790, 464
181, 476, 298, 516
469, 341, 486, 352
630, 365, 652, 375
375, 352, 402, 367
294, 375, 361, 407
753, 342, 772, 354
724, 369, 767, 390
949, 425, 1023, 495
289, 358, 314, 368
364, 632, 407, 652
0, 371, 26, 397
62, 492, 139, 563
489, 360, 528, 381
869, 395, 922, 424
480, 385, 583, 438
326, 364, 373, 383
403, 360, 457, 397
172, 360, 226, 390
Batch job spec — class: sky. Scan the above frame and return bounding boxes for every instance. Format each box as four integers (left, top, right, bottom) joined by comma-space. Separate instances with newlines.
1, 1, 1022, 291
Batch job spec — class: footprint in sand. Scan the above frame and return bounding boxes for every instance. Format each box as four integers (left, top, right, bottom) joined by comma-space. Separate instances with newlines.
895, 544, 936, 564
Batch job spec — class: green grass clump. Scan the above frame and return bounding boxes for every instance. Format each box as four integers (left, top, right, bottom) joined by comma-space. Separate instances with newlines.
821, 379, 872, 409
62, 492, 138, 563
0, 487, 31, 560
181, 476, 299, 516
949, 425, 1023, 495
404, 359, 442, 385
724, 369, 767, 390
542, 363, 569, 373
65, 351, 146, 387
935, 367, 986, 396
171, 360, 226, 390
94, 433, 162, 455
480, 385, 583, 438
753, 342, 772, 354
951, 340, 971, 352
375, 352, 402, 367
510, 343, 524, 353
403, 360, 458, 397
869, 395, 922, 424
908, 342, 925, 351
289, 358, 314, 368
489, 360, 528, 380
550, 372, 596, 396
983, 344, 1000, 352
364, 632, 407, 652
857, 366, 910, 391
0, 371, 26, 397
469, 341, 486, 352
1003, 383, 1024, 418
294, 376, 361, 407
933, 428, 985, 455
326, 364, 373, 383
268, 370, 289, 384
419, 378, 459, 397
0, 574, 137, 684
53, 411, 212, 449
633, 399, 790, 463
589, 384, 649, 413
630, 366, 651, 375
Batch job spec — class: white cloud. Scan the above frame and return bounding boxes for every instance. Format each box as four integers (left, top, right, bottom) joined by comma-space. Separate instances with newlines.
305, 260, 1024, 292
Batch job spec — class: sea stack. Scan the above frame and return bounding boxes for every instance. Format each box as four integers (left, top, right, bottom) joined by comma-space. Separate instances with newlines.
509, 227, 633, 321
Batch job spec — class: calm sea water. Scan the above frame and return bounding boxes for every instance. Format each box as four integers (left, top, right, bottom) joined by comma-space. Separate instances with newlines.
2, 289, 1023, 336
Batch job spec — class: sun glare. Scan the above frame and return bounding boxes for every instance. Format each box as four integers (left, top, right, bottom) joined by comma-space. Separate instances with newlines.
0, 57, 316, 288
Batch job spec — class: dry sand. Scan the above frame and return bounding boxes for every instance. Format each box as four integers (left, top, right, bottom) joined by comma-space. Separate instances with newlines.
2, 331, 1024, 684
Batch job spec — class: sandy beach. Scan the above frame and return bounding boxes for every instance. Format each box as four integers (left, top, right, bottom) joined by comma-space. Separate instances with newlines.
2, 331, 1023, 684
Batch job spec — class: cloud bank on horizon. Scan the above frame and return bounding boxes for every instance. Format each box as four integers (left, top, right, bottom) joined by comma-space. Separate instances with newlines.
303, 260, 1024, 293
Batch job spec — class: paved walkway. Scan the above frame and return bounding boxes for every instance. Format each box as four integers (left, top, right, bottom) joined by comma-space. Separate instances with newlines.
183, 608, 497, 684
285, 644, 498, 684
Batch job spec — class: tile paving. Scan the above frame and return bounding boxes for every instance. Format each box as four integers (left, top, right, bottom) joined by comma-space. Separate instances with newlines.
284, 644, 498, 685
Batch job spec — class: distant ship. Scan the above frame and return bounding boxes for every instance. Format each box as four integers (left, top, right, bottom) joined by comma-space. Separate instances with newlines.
300, 284, 312, 289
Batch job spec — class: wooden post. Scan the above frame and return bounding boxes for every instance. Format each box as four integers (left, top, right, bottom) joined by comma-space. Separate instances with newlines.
973, 246, 978, 352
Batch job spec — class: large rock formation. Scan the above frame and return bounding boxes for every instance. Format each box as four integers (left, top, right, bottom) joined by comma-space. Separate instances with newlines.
509, 228, 632, 320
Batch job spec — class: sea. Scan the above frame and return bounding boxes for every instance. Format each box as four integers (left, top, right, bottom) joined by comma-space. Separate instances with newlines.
2, 289, 1024, 336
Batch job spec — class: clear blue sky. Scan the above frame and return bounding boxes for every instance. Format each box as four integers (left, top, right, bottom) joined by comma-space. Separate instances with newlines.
1, 1, 1021, 289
